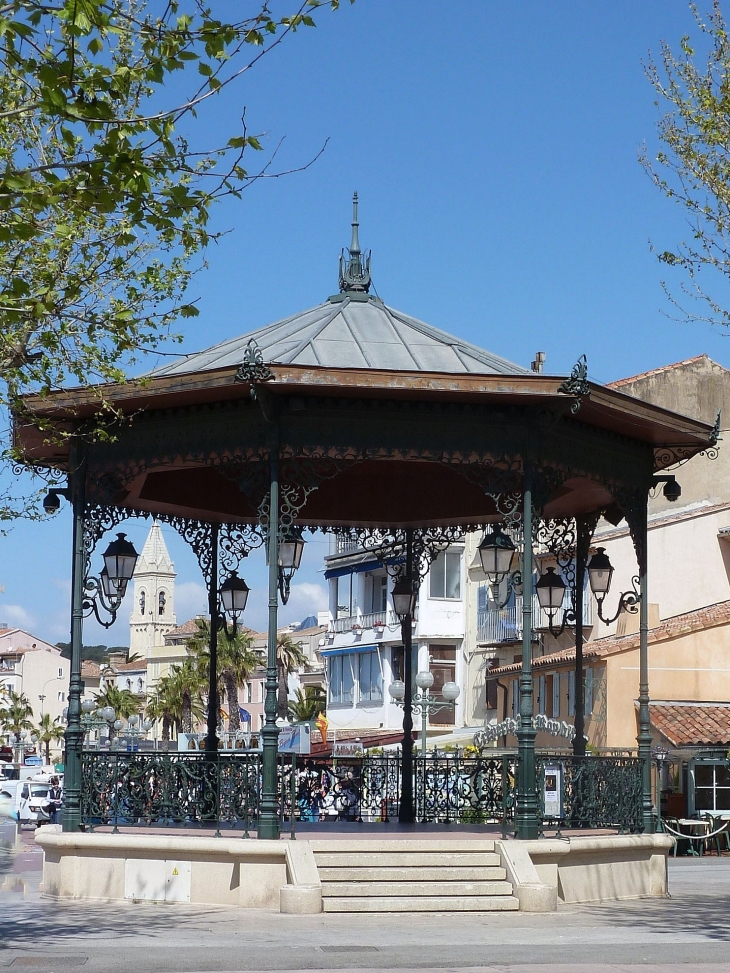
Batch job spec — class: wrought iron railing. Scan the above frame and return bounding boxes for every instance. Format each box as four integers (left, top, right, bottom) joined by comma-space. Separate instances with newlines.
535, 754, 643, 833
477, 593, 594, 644
78, 749, 643, 835
80, 751, 261, 834
332, 609, 401, 633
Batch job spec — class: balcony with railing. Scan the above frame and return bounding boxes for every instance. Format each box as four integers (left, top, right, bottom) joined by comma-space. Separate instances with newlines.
334, 536, 361, 556
332, 609, 405, 634
477, 594, 594, 645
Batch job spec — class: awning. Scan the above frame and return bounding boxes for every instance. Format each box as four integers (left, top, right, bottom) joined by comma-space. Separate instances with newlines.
320, 644, 378, 657
324, 556, 382, 580
324, 553, 406, 580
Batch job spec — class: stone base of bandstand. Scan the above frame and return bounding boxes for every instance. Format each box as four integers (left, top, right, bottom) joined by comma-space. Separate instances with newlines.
34, 827, 672, 914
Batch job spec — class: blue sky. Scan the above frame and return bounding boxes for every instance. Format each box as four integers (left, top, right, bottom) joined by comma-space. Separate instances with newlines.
3, 0, 730, 648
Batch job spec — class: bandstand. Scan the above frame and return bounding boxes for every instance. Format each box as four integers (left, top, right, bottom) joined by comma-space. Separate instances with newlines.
15, 198, 717, 848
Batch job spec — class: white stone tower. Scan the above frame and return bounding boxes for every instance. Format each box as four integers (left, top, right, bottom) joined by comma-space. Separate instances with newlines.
129, 521, 177, 659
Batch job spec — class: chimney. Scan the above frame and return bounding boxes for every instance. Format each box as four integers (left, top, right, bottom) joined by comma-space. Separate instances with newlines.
531, 352, 545, 374
107, 651, 128, 668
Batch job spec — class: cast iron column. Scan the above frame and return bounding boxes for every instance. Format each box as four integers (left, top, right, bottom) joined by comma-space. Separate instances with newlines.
572, 516, 590, 758
204, 522, 220, 756
259, 432, 281, 839
61, 438, 86, 832
515, 472, 539, 839
636, 498, 654, 833
399, 528, 415, 824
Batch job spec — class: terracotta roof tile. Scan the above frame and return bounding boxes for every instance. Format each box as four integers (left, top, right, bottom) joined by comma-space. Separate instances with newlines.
649, 702, 730, 747
81, 660, 100, 677
488, 600, 730, 677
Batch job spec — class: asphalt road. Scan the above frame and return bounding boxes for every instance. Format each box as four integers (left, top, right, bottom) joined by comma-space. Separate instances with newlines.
1, 827, 729, 973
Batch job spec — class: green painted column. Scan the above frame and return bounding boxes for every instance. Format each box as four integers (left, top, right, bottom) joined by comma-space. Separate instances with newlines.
636, 497, 654, 833
398, 529, 415, 824
258, 431, 281, 840
204, 522, 220, 756
61, 438, 86, 832
515, 472, 539, 840
572, 517, 591, 759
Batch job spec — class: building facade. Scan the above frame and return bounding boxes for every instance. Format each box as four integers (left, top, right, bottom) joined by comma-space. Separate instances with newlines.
321, 535, 467, 744
482, 356, 730, 815
0, 628, 70, 725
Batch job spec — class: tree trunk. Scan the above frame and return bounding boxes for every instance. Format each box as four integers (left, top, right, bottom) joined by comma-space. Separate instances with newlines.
162, 715, 171, 742
182, 692, 192, 733
45, 740, 50, 764
224, 672, 240, 732
277, 664, 288, 720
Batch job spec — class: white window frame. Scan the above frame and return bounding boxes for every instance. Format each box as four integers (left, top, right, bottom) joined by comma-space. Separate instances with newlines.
329, 654, 355, 706
429, 550, 462, 601
358, 652, 383, 704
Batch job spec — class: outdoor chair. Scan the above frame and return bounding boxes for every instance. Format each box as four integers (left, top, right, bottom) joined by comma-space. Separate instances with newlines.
703, 813, 730, 856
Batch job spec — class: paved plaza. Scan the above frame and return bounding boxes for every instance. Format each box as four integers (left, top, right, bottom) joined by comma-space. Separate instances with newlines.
0, 827, 729, 973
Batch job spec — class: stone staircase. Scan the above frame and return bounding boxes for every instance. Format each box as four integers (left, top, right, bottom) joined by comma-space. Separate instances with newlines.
312, 839, 519, 912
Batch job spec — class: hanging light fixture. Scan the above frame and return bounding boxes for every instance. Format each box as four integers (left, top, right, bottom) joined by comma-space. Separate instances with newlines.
277, 527, 306, 604
392, 577, 417, 621
477, 526, 516, 583
102, 533, 139, 589
587, 547, 614, 598
220, 571, 250, 619
535, 566, 567, 616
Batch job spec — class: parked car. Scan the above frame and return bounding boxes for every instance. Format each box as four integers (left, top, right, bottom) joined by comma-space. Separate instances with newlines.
0, 776, 57, 826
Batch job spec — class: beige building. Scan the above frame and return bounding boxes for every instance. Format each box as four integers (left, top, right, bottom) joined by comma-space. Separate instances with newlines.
0, 628, 70, 725
481, 355, 730, 816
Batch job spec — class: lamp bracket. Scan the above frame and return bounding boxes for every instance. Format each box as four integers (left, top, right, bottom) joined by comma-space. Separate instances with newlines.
595, 575, 641, 626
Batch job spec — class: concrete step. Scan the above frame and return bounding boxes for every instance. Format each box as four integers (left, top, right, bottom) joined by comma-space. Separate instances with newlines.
311, 839, 496, 853
318, 866, 507, 882
321, 880, 514, 898
322, 895, 520, 913
314, 852, 502, 868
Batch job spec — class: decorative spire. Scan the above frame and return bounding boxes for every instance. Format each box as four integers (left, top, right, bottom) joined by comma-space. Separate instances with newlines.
339, 191, 371, 294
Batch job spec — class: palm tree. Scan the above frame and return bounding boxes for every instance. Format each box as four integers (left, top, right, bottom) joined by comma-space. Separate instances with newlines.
94, 684, 144, 720
0, 691, 34, 736
276, 634, 307, 719
165, 660, 206, 733
218, 630, 263, 733
35, 713, 65, 764
288, 687, 325, 723
186, 619, 263, 732
146, 677, 181, 744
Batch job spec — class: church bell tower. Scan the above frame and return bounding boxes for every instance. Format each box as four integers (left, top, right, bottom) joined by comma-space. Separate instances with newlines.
129, 522, 177, 658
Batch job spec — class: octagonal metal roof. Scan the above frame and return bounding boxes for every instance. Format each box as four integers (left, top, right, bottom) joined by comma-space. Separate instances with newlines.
151, 194, 530, 379
151, 293, 530, 377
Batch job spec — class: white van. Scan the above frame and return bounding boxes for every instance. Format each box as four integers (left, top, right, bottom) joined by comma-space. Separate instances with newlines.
0, 777, 54, 825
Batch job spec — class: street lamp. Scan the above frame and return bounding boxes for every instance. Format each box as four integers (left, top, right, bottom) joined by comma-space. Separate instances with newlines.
653, 745, 670, 832
477, 526, 522, 608
392, 578, 417, 620
83, 532, 140, 628
535, 565, 572, 637
391, 540, 417, 825
390, 669, 461, 754
219, 570, 250, 635
72, 701, 118, 746
587, 547, 640, 624
278, 527, 305, 605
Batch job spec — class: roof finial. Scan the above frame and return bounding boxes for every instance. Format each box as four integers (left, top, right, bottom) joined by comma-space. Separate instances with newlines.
339, 191, 371, 294
350, 191, 361, 255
